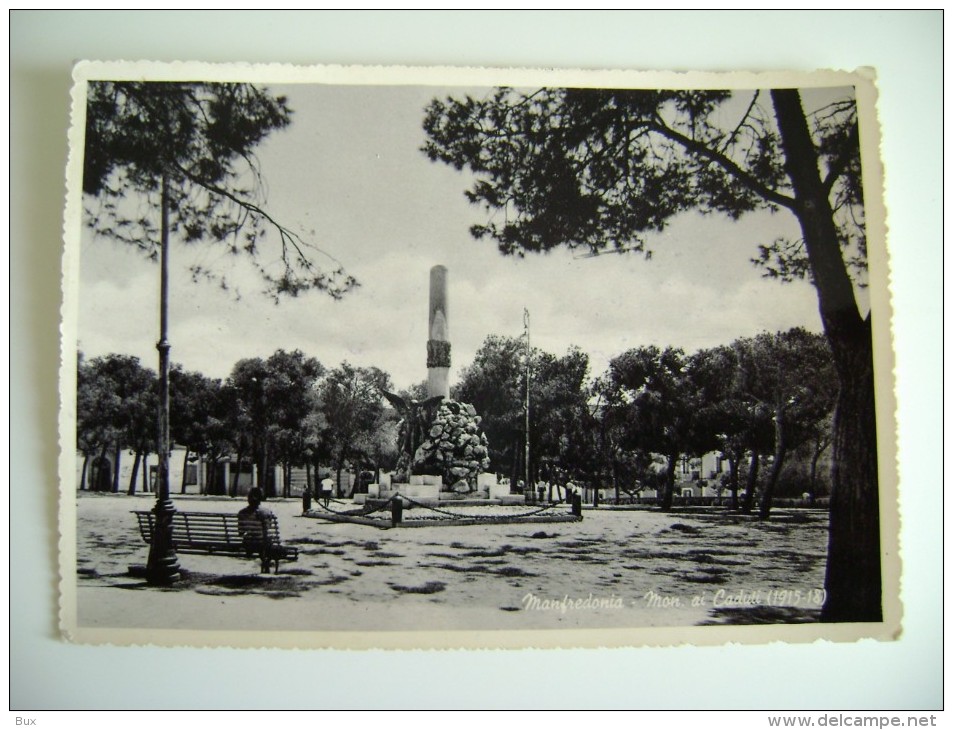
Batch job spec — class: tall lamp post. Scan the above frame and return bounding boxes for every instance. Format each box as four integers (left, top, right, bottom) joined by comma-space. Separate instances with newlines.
145, 174, 181, 584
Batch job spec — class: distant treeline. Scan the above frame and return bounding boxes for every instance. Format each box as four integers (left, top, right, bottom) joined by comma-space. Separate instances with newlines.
76, 326, 835, 518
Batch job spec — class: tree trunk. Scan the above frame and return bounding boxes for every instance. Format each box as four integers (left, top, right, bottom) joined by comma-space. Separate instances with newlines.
203, 458, 214, 495
231, 448, 243, 497
510, 435, 522, 492
111, 443, 122, 493
741, 450, 760, 514
94, 443, 109, 491
759, 446, 787, 519
79, 454, 90, 491
824, 331, 880, 621
773, 89, 882, 622
727, 454, 739, 510
128, 451, 142, 495
305, 463, 312, 491
759, 409, 788, 519
809, 436, 829, 506
180, 447, 190, 494
260, 447, 272, 499
659, 453, 677, 511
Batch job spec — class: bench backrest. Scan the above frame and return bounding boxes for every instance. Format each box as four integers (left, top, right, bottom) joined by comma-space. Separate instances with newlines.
133, 510, 281, 547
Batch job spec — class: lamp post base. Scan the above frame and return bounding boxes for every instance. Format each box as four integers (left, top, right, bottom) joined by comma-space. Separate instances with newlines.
145, 498, 180, 585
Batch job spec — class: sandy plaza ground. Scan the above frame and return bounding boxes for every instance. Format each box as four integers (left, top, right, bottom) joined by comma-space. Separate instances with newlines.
69, 491, 829, 636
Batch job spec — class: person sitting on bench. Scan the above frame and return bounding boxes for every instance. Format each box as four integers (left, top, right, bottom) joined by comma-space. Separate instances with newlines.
237, 488, 274, 554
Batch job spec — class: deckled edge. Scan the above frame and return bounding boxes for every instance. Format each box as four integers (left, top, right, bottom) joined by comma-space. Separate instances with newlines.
853, 68, 903, 640
67, 58, 870, 91
58, 60, 89, 643
57, 60, 902, 650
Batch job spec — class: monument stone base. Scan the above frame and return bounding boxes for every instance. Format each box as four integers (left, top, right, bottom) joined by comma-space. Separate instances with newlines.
360, 471, 528, 506
385, 482, 442, 499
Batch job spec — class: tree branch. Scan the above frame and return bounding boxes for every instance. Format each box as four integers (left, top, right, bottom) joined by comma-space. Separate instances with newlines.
719, 90, 761, 154
170, 160, 350, 279
645, 120, 797, 211
821, 122, 859, 195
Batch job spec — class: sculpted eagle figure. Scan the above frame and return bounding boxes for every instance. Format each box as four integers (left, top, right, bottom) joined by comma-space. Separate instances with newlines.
381, 390, 444, 466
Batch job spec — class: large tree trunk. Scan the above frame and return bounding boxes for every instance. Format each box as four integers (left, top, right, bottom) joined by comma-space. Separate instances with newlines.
773, 89, 882, 622
824, 330, 880, 621
142, 453, 149, 493
128, 451, 142, 495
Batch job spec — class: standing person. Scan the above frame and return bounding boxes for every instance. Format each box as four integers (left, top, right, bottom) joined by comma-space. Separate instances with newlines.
320, 476, 333, 504
566, 479, 576, 504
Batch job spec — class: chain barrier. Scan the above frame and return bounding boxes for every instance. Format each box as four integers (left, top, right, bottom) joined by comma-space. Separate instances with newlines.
308, 492, 577, 526
310, 499, 380, 517
398, 494, 561, 521
359, 496, 399, 518
310, 495, 397, 520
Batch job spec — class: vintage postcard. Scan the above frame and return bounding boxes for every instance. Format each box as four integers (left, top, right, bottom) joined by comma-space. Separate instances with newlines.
59, 61, 899, 649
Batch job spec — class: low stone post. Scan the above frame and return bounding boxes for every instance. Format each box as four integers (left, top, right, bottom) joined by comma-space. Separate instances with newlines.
391, 497, 403, 527
571, 493, 582, 518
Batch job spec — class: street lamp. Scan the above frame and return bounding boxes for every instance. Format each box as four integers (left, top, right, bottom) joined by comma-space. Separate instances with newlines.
145, 175, 180, 584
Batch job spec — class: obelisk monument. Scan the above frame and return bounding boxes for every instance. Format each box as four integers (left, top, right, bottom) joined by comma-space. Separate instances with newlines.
427, 265, 451, 400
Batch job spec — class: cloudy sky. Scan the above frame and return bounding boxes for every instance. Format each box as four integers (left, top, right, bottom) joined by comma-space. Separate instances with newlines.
77, 82, 858, 391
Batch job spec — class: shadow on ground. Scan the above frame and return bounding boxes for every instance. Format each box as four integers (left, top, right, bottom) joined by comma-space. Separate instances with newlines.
699, 606, 822, 625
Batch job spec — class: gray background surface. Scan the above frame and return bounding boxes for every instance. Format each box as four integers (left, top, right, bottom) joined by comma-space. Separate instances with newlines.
10, 9, 942, 710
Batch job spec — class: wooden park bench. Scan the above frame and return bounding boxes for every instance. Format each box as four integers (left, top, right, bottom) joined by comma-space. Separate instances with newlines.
133, 510, 299, 574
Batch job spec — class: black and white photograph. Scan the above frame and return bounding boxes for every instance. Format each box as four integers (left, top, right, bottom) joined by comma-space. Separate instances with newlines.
59, 62, 898, 648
